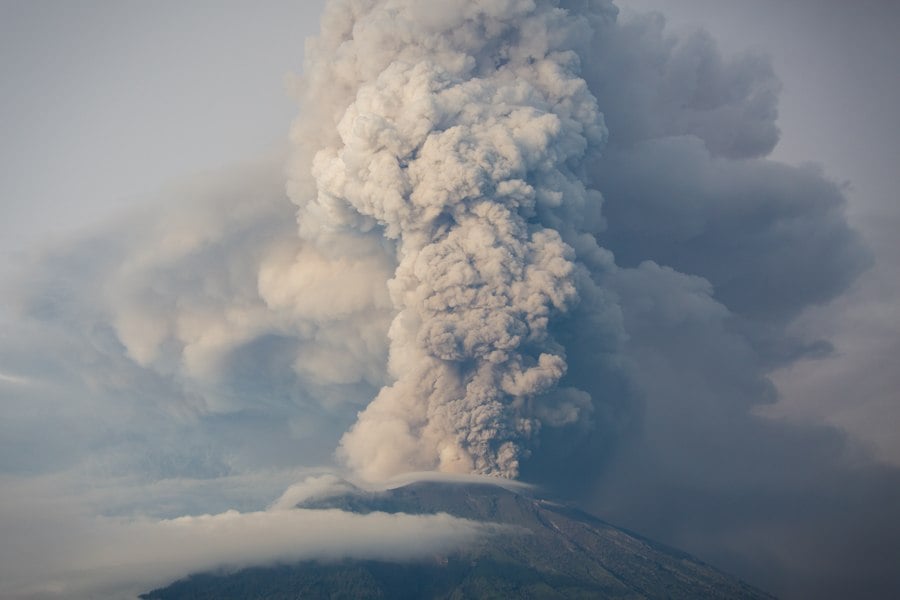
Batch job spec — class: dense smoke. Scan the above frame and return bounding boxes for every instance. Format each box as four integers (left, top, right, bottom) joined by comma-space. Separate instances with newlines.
291, 0, 619, 480
4, 1, 898, 597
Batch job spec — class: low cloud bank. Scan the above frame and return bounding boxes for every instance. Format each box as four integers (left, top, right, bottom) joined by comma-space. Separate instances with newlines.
0, 475, 489, 600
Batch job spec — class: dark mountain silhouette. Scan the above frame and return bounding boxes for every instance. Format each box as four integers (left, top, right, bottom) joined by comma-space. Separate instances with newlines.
142, 480, 772, 599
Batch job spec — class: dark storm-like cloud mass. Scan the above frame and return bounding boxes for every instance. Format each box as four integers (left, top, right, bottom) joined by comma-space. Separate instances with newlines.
1, 1, 897, 599
517, 8, 895, 598
594, 139, 870, 322
584, 11, 782, 160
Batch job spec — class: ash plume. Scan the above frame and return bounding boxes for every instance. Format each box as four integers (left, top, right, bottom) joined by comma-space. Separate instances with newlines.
291, 0, 616, 480
5, 1, 895, 597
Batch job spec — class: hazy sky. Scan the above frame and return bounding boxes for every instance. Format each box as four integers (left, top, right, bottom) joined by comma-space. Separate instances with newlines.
0, 0, 320, 253
1, 1, 898, 599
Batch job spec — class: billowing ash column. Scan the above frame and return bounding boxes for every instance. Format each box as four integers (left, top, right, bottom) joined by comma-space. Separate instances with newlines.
290, 0, 613, 481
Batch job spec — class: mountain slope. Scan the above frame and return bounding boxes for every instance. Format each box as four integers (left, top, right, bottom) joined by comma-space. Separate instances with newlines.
142, 480, 772, 599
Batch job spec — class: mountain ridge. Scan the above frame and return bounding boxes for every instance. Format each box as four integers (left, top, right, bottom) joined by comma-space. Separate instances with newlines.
142, 480, 773, 599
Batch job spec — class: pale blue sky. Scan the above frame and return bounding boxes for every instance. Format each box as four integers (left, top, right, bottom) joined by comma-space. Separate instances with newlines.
0, 0, 322, 254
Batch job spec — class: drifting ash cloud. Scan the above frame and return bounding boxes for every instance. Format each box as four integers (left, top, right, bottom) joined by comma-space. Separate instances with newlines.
2, 0, 898, 598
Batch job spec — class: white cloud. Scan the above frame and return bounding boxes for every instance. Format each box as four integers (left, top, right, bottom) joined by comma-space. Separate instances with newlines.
0, 474, 490, 600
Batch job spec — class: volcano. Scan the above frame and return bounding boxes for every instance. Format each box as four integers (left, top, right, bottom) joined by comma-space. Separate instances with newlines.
141, 480, 771, 599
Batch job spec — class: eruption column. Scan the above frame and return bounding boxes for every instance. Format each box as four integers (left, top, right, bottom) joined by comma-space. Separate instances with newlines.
292, 0, 609, 480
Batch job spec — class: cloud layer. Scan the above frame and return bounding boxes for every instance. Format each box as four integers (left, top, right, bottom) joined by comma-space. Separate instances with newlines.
0, 474, 487, 600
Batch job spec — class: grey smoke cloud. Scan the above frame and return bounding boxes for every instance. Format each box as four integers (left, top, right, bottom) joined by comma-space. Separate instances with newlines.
1, 1, 898, 598
1, 155, 391, 486
592, 138, 870, 324
584, 11, 781, 159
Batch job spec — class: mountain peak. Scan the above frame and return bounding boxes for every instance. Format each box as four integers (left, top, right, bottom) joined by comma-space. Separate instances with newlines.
144, 479, 772, 599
